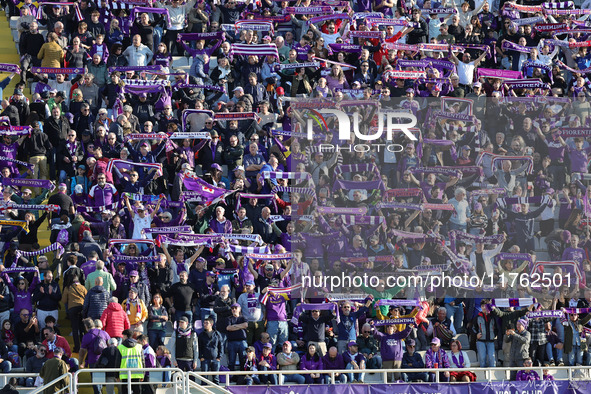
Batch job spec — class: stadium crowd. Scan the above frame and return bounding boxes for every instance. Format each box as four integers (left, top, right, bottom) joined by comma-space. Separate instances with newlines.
0, 0, 589, 391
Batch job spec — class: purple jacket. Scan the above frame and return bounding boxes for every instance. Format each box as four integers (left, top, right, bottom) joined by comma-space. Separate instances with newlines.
80, 328, 111, 367
373, 326, 412, 362
321, 353, 345, 370
257, 353, 277, 370
342, 351, 365, 365
208, 218, 232, 233
300, 354, 323, 371
4, 273, 39, 314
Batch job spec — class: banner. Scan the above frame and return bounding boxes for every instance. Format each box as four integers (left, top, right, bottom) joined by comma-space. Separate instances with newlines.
225, 381, 574, 394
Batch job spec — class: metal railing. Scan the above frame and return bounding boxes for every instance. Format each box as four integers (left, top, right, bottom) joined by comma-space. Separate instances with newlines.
205, 365, 591, 386
15, 365, 591, 393
186, 371, 233, 393
29, 372, 71, 394
73, 367, 185, 394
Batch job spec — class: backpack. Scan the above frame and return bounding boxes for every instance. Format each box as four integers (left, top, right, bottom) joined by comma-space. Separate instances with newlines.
57, 228, 70, 245
6, 352, 19, 368
93, 333, 107, 355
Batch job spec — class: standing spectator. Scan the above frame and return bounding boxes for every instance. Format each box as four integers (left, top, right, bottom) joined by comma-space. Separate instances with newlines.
79, 319, 110, 376
123, 35, 153, 67
372, 322, 413, 381
85, 260, 117, 293
237, 280, 265, 345
505, 319, 532, 379
198, 316, 223, 385
475, 300, 497, 368
61, 274, 87, 353
356, 323, 382, 370
33, 270, 61, 330
42, 326, 72, 360
96, 338, 122, 394
121, 288, 148, 333
116, 329, 145, 393
83, 277, 110, 320
147, 293, 168, 349
100, 297, 131, 342
169, 316, 198, 373
39, 347, 69, 394
166, 271, 197, 324
226, 303, 248, 371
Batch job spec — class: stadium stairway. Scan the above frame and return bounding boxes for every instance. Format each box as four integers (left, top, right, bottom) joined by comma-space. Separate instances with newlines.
0, 11, 20, 100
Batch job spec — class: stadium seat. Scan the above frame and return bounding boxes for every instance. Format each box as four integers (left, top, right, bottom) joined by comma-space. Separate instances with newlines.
466, 350, 478, 367
9, 16, 18, 30
171, 56, 189, 68
455, 333, 469, 349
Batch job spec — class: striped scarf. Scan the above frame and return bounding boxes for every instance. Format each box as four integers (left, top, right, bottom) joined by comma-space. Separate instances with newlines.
229, 44, 279, 59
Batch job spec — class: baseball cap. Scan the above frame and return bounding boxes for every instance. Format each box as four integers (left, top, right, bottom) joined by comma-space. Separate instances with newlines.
263, 343, 273, 348
431, 338, 441, 345
211, 163, 222, 171
233, 165, 245, 172
433, 85, 442, 92
473, 82, 482, 88
406, 88, 414, 93
231, 302, 240, 308
233, 86, 244, 93
136, 204, 145, 211
206, 271, 216, 277
348, 341, 358, 347
179, 316, 189, 323
462, 145, 471, 151
139, 93, 148, 98
245, 280, 255, 286
129, 270, 138, 277
276, 87, 285, 95
56, 91, 66, 98
129, 287, 138, 294
407, 339, 416, 346
13, 89, 23, 96
474, 202, 483, 210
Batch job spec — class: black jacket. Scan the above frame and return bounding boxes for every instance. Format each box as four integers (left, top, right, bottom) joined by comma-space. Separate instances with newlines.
98, 345, 122, 377
23, 129, 52, 157
33, 280, 62, 311
45, 115, 71, 143
56, 140, 84, 175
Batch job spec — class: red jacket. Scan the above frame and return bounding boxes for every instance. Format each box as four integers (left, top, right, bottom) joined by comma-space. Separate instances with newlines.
100, 302, 130, 338
43, 335, 72, 359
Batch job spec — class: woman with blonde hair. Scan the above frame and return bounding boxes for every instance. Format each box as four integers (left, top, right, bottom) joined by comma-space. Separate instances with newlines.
325, 64, 349, 92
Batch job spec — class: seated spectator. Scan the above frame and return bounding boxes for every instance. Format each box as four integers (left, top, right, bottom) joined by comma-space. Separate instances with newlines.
448, 340, 476, 382
22, 344, 47, 387
300, 343, 323, 384
257, 343, 278, 385
425, 338, 450, 383
516, 358, 540, 381
343, 341, 366, 384
356, 323, 381, 370
402, 339, 428, 382
322, 346, 346, 384
277, 341, 305, 385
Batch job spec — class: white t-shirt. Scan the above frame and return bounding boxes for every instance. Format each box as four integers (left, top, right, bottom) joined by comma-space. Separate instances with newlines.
321, 31, 341, 46
457, 61, 476, 86
132, 215, 152, 239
